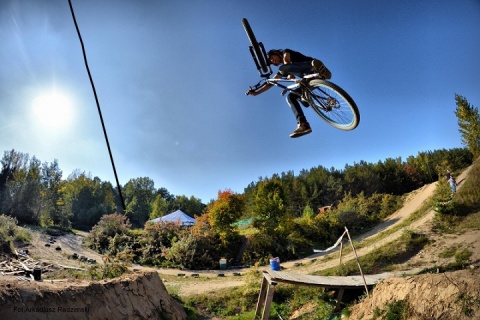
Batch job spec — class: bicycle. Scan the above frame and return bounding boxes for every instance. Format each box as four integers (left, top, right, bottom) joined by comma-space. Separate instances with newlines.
242, 18, 360, 131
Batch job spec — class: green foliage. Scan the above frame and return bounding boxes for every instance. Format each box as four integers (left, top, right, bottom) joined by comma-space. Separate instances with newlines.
0, 215, 30, 253
87, 255, 130, 280
207, 190, 245, 235
64, 171, 116, 231
150, 193, 169, 219
302, 204, 315, 219
457, 292, 480, 317
326, 192, 402, 237
433, 157, 480, 231
454, 248, 472, 266
139, 221, 182, 266
320, 230, 429, 276
139, 220, 223, 269
171, 194, 206, 218
124, 177, 156, 228
162, 233, 198, 269
275, 285, 335, 319
451, 158, 480, 214
372, 300, 409, 320
88, 213, 131, 253
433, 177, 455, 214
183, 282, 259, 318
455, 94, 480, 158
252, 180, 287, 234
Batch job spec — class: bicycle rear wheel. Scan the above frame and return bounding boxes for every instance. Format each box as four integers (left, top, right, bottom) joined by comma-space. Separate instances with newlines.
242, 18, 271, 77
307, 79, 360, 131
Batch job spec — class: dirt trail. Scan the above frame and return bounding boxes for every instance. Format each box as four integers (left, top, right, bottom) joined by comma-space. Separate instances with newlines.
24, 230, 104, 268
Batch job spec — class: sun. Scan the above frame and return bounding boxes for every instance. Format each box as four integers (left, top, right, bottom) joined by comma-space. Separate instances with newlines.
32, 92, 73, 128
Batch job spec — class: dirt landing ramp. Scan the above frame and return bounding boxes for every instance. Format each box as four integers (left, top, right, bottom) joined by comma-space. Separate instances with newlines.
0, 271, 186, 320
348, 268, 480, 320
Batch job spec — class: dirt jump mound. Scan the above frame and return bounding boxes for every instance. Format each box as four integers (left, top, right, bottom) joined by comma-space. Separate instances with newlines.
0, 271, 186, 320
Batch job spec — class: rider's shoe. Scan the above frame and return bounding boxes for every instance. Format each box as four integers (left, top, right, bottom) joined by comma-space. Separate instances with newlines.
312, 59, 332, 79
290, 122, 312, 138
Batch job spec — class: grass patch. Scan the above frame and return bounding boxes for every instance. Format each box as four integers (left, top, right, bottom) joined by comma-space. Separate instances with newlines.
439, 245, 459, 259
372, 300, 409, 319
433, 158, 480, 232
318, 230, 429, 276
180, 267, 262, 318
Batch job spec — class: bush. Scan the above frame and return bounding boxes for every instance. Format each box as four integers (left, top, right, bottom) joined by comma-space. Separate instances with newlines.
87, 255, 130, 280
0, 215, 30, 254
88, 213, 131, 253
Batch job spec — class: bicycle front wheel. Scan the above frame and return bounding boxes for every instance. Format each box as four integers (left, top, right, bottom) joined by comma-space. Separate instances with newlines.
307, 79, 360, 131
242, 18, 270, 77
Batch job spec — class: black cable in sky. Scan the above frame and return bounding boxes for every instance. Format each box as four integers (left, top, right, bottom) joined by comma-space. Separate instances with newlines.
67, 0, 126, 212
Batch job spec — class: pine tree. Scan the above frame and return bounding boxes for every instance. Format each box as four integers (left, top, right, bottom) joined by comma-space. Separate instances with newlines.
454, 94, 480, 158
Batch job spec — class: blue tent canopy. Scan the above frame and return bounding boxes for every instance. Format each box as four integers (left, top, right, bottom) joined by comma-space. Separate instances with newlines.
149, 209, 196, 226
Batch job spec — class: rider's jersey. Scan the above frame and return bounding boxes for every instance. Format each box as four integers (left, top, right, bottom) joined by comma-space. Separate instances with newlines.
283, 49, 314, 63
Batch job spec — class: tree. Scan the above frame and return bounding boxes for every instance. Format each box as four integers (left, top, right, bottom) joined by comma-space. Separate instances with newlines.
455, 94, 480, 158
252, 180, 286, 234
171, 195, 205, 217
0, 151, 46, 225
41, 160, 69, 227
149, 193, 169, 220
124, 177, 156, 228
63, 172, 116, 230
207, 190, 245, 235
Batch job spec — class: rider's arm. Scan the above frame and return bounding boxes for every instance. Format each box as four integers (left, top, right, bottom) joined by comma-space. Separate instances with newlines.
247, 73, 282, 96
283, 51, 292, 64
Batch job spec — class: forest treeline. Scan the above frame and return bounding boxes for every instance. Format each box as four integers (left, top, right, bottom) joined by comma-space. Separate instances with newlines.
0, 148, 472, 229
0, 147, 473, 268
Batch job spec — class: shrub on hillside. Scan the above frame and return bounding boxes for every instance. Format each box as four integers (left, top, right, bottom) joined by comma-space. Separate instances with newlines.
88, 213, 131, 253
0, 215, 30, 254
138, 221, 182, 266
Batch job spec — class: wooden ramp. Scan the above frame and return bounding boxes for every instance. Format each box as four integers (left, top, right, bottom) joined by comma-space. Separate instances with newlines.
255, 270, 392, 319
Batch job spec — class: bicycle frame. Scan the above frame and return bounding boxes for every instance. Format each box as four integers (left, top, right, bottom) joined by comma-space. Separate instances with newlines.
243, 17, 359, 131
249, 73, 331, 111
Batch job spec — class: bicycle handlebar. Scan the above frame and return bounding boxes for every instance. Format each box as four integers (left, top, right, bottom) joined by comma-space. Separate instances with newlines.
245, 77, 305, 95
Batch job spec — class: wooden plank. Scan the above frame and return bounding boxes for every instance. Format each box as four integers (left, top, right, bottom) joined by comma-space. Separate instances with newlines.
254, 276, 268, 319
335, 288, 345, 311
267, 271, 391, 289
262, 280, 276, 320
255, 272, 278, 320
19, 261, 32, 272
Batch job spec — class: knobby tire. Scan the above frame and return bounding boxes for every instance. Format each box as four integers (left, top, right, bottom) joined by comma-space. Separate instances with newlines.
241, 18, 269, 75
307, 79, 360, 131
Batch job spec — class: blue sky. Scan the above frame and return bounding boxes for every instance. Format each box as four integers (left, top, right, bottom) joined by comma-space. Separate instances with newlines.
1, 1, 479, 203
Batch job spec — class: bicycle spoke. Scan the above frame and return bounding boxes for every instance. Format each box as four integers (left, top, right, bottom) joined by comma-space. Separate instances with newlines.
307, 80, 359, 130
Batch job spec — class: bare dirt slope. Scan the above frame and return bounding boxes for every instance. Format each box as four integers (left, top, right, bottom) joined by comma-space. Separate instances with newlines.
0, 271, 186, 320
348, 268, 480, 320
24, 230, 104, 268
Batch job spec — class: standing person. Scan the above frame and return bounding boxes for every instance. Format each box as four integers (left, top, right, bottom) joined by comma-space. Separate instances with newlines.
247, 49, 331, 138
448, 175, 457, 194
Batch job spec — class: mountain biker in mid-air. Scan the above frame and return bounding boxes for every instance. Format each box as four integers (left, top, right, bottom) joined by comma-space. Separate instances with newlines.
247, 49, 332, 138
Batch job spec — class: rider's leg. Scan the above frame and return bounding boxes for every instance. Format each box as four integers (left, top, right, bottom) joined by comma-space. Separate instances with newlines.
279, 62, 312, 77
286, 92, 312, 138
286, 91, 307, 122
